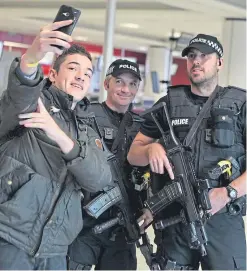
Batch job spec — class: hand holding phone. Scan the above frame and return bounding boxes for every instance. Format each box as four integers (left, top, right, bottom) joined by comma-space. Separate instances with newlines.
53, 5, 81, 49
20, 5, 81, 74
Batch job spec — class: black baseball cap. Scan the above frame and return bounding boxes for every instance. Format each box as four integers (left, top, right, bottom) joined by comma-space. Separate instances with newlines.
106, 59, 142, 81
182, 34, 223, 58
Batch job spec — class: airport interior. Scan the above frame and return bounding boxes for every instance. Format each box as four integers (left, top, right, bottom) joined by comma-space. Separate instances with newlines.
0, 0, 246, 270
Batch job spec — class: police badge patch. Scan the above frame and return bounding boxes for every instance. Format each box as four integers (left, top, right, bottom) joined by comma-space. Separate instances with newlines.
95, 138, 103, 150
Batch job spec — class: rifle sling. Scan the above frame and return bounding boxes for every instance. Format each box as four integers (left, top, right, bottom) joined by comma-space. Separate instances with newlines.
110, 111, 131, 154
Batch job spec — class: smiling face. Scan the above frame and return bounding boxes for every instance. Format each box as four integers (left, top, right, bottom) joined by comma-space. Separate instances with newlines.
49, 53, 93, 101
104, 73, 140, 113
186, 48, 222, 87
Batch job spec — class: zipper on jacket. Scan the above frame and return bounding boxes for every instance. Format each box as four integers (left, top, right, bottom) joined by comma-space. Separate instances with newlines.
70, 110, 79, 140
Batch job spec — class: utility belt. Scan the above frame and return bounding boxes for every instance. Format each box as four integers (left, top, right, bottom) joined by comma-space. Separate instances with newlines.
149, 240, 198, 271
151, 257, 196, 270
137, 234, 197, 270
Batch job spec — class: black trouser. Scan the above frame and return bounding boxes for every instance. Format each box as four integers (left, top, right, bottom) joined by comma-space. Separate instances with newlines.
154, 212, 246, 270
68, 227, 137, 270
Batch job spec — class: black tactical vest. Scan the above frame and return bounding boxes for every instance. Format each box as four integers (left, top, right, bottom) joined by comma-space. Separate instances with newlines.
90, 102, 143, 158
89, 103, 119, 150
83, 103, 148, 224
85, 103, 144, 197
167, 85, 246, 181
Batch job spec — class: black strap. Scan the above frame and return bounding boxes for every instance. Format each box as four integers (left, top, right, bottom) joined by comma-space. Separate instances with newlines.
110, 111, 132, 154
183, 85, 225, 147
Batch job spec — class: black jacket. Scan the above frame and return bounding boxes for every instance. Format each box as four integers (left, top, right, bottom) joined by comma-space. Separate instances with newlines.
0, 58, 112, 257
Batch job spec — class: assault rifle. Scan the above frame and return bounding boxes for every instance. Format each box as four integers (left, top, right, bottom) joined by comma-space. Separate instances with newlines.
140, 102, 212, 256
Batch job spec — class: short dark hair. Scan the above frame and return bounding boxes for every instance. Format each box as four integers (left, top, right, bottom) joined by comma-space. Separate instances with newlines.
53, 44, 92, 72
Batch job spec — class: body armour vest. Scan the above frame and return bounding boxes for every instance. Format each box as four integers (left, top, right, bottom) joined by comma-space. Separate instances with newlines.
85, 103, 148, 224
90, 103, 144, 157
167, 85, 246, 181
86, 103, 144, 198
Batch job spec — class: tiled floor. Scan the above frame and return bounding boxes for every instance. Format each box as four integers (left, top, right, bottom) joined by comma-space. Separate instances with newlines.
136, 227, 155, 270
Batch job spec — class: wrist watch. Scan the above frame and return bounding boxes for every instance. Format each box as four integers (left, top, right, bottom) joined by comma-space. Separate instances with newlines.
226, 185, 238, 202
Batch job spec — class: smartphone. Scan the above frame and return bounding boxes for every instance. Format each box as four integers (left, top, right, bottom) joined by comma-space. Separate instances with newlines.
53, 5, 81, 49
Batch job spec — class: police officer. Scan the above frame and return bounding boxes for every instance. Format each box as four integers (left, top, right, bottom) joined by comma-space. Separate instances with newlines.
128, 34, 246, 270
68, 59, 152, 270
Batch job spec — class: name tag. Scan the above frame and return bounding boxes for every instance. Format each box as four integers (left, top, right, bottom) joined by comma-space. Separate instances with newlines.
171, 118, 189, 126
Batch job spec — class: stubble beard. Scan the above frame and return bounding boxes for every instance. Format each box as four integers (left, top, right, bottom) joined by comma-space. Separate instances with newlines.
188, 69, 218, 96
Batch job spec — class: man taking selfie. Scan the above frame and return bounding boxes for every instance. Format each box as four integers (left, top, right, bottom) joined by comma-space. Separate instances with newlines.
0, 19, 112, 270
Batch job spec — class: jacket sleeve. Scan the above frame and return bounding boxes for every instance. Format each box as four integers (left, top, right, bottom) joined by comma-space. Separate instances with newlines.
63, 125, 112, 192
0, 58, 44, 139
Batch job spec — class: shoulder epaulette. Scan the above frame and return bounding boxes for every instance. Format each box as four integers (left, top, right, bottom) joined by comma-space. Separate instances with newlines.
89, 102, 103, 109
90, 101, 101, 105
167, 85, 190, 93
168, 84, 190, 90
227, 85, 246, 92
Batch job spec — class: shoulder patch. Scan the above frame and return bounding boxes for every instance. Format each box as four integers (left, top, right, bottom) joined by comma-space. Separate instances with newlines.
95, 138, 103, 150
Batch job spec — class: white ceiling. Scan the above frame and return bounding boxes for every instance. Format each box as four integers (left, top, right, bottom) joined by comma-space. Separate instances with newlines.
0, 0, 245, 52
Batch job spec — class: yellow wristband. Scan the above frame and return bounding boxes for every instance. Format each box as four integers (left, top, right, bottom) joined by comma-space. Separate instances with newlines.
26, 61, 39, 68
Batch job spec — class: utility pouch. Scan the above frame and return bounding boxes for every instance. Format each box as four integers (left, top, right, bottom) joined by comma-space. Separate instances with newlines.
210, 108, 235, 147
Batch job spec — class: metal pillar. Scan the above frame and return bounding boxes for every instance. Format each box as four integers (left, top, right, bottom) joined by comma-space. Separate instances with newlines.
99, 0, 117, 102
